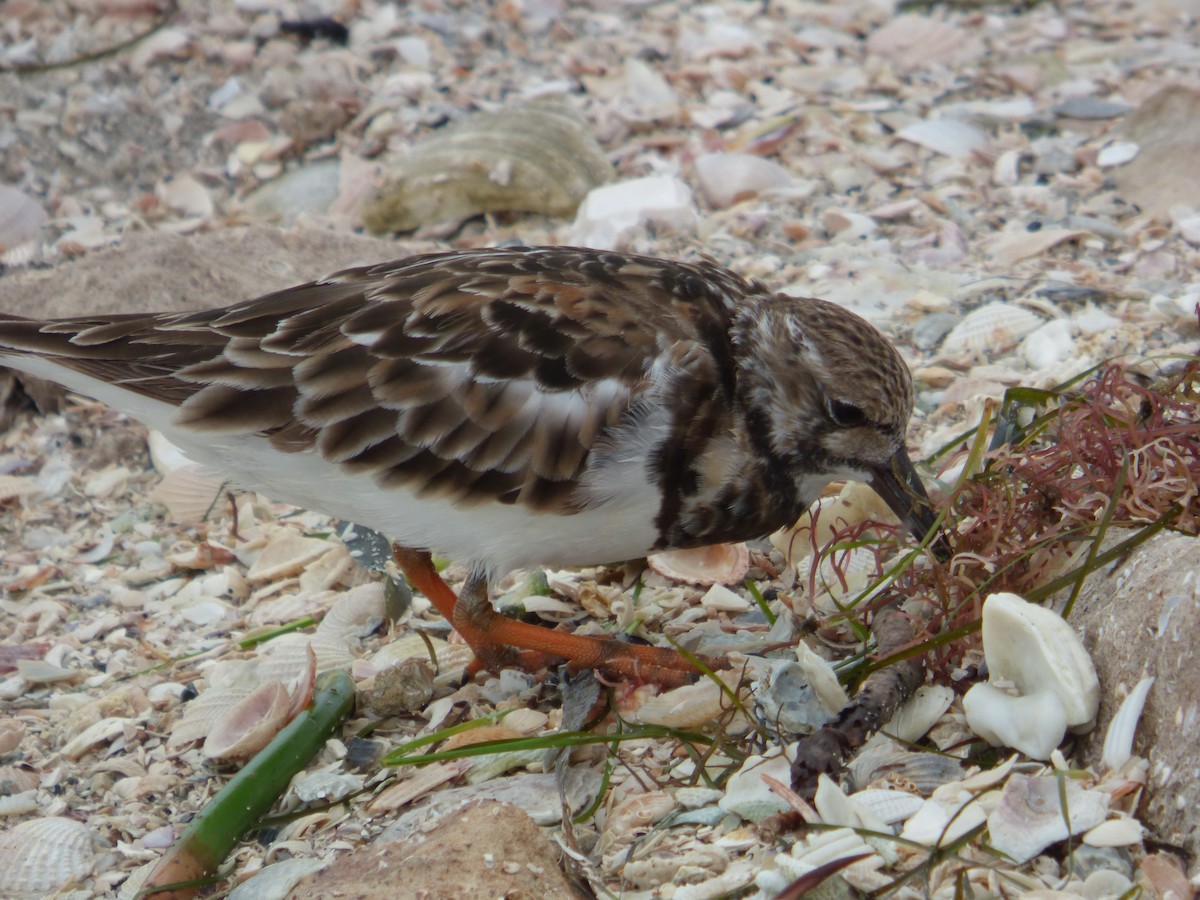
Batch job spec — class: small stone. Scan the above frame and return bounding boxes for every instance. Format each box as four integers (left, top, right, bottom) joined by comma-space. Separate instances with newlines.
1052, 97, 1131, 120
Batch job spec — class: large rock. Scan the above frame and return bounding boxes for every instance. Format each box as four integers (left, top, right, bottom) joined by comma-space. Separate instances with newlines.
290, 800, 584, 899
1070, 529, 1200, 871
0, 225, 406, 319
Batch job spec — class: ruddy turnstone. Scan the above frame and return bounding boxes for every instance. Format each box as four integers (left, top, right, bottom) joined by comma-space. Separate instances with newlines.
0, 246, 940, 683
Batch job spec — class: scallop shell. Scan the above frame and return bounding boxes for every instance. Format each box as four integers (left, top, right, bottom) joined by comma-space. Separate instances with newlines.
363, 100, 612, 233
0, 816, 104, 898
647, 542, 749, 586
848, 788, 924, 825
940, 302, 1046, 358
986, 774, 1109, 863
202, 680, 293, 760
256, 632, 355, 683
318, 583, 386, 641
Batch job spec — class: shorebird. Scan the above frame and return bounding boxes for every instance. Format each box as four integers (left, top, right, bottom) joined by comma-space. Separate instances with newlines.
0, 246, 941, 684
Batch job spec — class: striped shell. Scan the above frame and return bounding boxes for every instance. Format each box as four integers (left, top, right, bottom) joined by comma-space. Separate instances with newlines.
939, 302, 1045, 357
0, 817, 104, 898
363, 101, 612, 233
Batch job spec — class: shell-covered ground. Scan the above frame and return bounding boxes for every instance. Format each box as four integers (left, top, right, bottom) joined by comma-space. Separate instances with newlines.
1, 0, 1199, 897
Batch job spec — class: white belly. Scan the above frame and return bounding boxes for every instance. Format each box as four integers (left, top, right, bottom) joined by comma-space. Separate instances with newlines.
3, 353, 663, 573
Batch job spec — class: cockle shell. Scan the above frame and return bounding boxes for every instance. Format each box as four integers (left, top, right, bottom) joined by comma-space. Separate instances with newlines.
940, 302, 1046, 358
363, 100, 612, 233
201, 680, 292, 760
647, 542, 749, 585
0, 816, 106, 898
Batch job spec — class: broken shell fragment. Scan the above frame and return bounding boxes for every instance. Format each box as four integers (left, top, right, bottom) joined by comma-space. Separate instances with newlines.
986, 773, 1109, 862
625, 670, 746, 729
963, 592, 1100, 760
363, 100, 612, 233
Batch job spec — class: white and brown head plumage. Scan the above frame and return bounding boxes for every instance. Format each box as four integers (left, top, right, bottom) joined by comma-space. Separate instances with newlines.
0, 246, 934, 572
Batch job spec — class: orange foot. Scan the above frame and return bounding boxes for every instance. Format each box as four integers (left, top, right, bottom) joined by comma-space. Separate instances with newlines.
392, 545, 712, 688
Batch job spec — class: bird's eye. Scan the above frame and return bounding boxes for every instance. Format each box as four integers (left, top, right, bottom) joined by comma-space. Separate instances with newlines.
827, 398, 867, 428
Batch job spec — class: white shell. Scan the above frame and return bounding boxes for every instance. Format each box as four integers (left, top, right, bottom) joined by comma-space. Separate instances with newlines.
718, 751, 795, 823
773, 827, 884, 892
1097, 141, 1139, 167
694, 152, 793, 208
882, 685, 953, 746
940, 302, 1046, 357
1082, 816, 1144, 847
569, 174, 698, 251
625, 671, 744, 729
1101, 676, 1155, 772
245, 530, 338, 583
986, 774, 1109, 863
848, 788, 924, 825
0, 817, 104, 898
795, 641, 849, 715
814, 774, 891, 832
898, 789, 989, 847
317, 582, 386, 641
896, 118, 988, 158
963, 593, 1100, 759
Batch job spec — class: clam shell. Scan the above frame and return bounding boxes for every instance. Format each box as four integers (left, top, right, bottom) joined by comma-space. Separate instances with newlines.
940, 302, 1046, 357
848, 741, 964, 794
1082, 817, 1144, 847
0, 816, 105, 898
647, 542, 749, 585
363, 100, 612, 233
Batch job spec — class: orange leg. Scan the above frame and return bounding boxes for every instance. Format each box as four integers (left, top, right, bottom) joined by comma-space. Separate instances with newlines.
392, 545, 712, 687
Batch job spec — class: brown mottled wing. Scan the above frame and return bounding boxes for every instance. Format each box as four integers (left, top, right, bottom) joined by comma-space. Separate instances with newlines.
0, 247, 750, 512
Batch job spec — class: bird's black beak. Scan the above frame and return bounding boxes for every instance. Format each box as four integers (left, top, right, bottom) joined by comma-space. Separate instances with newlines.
867, 449, 950, 559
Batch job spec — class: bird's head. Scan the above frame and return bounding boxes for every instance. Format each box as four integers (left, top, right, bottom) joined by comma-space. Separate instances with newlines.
733, 293, 944, 552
